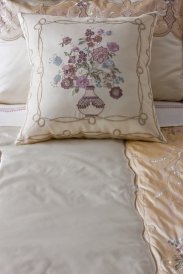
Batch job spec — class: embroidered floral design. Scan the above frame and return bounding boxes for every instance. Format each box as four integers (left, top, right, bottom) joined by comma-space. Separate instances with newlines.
109, 87, 123, 99
92, 46, 109, 64
51, 28, 124, 116
60, 36, 72, 47
49, 54, 62, 66
76, 76, 89, 88
61, 78, 73, 89
168, 237, 183, 271
107, 42, 120, 52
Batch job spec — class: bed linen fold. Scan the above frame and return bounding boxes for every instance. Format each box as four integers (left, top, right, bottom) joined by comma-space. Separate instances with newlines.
0, 127, 155, 274
126, 127, 183, 274
1, 102, 183, 127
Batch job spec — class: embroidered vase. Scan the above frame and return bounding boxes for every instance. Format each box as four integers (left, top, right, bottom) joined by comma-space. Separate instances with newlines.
77, 85, 105, 116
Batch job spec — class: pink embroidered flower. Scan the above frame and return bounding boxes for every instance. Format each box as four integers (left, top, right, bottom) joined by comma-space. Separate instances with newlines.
106, 83, 112, 89
62, 65, 75, 78
68, 56, 76, 64
93, 35, 102, 43
72, 47, 80, 52
76, 76, 89, 88
92, 46, 109, 64
62, 37, 72, 45
61, 78, 73, 89
109, 87, 123, 99
107, 42, 119, 52
86, 36, 92, 42
85, 29, 94, 37
79, 51, 87, 58
77, 1, 88, 8
87, 42, 95, 48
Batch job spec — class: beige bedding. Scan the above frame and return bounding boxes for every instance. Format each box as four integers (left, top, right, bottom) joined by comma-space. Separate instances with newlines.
0, 127, 155, 274
126, 127, 183, 274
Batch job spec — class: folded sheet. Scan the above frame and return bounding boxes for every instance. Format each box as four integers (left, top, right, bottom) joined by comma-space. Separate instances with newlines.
0, 127, 155, 274
126, 127, 183, 274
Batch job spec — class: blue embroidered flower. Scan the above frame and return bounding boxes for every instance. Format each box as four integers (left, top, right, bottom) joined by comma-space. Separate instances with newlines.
53, 56, 62, 66
97, 29, 105, 35
49, 54, 62, 66
114, 76, 124, 84
53, 74, 61, 85
106, 30, 112, 36
102, 59, 114, 68
95, 79, 102, 87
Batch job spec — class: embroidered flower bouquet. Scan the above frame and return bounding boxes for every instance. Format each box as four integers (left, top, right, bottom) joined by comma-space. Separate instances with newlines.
52, 28, 124, 116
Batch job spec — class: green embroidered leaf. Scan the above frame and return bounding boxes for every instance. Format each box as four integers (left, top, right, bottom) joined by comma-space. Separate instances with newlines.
75, 86, 79, 93
114, 67, 121, 73
64, 52, 69, 56
79, 41, 85, 45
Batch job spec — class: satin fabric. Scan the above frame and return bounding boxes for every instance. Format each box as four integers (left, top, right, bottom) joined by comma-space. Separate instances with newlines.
0, 127, 155, 274
126, 127, 183, 274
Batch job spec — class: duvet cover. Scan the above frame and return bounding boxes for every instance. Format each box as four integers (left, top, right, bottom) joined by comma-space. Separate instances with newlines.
0, 106, 183, 274
0, 126, 155, 274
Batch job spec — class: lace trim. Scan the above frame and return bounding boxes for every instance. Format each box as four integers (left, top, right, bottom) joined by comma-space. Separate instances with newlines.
0, 0, 182, 41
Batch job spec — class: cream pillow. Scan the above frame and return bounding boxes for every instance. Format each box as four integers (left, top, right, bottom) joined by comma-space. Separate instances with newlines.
0, 37, 31, 104
16, 13, 165, 144
0, 0, 37, 104
0, 0, 85, 104
2, 0, 182, 103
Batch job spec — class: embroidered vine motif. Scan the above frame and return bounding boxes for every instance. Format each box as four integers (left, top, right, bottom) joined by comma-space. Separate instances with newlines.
168, 237, 183, 271
50, 28, 124, 116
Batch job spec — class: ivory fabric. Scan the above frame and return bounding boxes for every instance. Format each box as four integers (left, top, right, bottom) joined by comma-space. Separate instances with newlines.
0, 126, 156, 274
0, 104, 26, 126
16, 13, 164, 144
0, 0, 87, 104
126, 127, 183, 274
0, 37, 31, 104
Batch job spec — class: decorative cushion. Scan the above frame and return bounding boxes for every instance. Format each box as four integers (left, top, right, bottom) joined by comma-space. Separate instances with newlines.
16, 13, 165, 144
88, 0, 183, 101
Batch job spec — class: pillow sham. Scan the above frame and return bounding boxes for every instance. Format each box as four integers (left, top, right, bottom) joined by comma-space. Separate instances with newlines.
88, 0, 183, 102
0, 0, 88, 104
16, 13, 165, 144
1, 0, 183, 103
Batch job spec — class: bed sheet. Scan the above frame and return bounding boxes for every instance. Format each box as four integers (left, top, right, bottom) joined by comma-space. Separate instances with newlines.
0, 126, 155, 274
1, 102, 183, 127
126, 127, 183, 274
